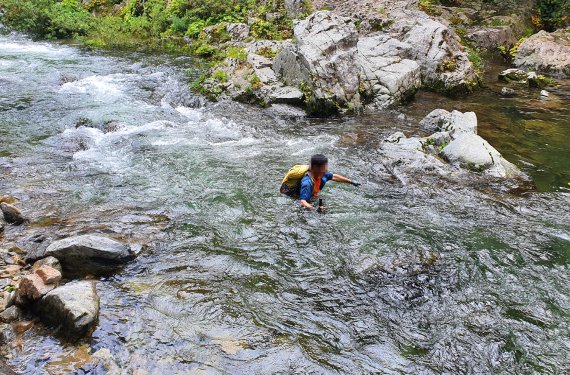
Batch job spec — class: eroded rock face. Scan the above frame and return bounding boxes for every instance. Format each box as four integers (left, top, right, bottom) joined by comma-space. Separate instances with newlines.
396, 14, 477, 93
357, 35, 421, 108
43, 234, 134, 276
273, 8, 478, 112
275, 11, 361, 111
514, 29, 570, 78
35, 280, 99, 340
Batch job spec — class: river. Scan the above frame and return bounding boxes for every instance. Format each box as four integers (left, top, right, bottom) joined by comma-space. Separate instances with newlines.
1, 31, 569, 374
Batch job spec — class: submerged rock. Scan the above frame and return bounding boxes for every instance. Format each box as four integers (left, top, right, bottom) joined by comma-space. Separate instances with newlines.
498, 68, 527, 82
514, 29, 570, 78
0, 203, 25, 225
500, 87, 516, 97
43, 234, 134, 276
35, 280, 99, 340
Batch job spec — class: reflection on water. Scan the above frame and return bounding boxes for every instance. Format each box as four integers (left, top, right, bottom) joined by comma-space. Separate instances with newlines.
0, 33, 569, 374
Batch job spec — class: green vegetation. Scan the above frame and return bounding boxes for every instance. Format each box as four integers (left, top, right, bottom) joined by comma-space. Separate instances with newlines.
212, 70, 229, 82
418, 0, 442, 16
0, 0, 294, 51
534, 0, 570, 31
498, 37, 527, 62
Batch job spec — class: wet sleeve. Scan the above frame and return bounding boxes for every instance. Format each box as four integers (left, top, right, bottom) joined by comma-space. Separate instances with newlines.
298, 177, 312, 201
324, 172, 334, 182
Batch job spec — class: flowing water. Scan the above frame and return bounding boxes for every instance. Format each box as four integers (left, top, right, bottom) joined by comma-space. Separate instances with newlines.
1, 31, 569, 374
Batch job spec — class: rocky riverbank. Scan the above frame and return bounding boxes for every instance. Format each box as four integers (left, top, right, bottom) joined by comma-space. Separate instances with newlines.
195, 0, 569, 115
0, 199, 141, 370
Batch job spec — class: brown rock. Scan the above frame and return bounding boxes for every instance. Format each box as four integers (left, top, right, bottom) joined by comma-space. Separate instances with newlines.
35, 266, 61, 285
0, 265, 21, 279
17, 274, 56, 302
32, 256, 62, 274
0, 196, 18, 205
0, 203, 25, 225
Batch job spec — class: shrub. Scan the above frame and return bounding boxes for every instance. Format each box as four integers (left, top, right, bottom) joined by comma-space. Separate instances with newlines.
536, 0, 570, 31
226, 47, 248, 61
212, 70, 229, 82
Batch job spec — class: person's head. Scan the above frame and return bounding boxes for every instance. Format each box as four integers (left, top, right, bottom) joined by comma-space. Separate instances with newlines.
310, 154, 328, 178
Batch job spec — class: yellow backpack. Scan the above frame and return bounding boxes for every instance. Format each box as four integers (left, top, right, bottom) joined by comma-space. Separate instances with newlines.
280, 164, 310, 197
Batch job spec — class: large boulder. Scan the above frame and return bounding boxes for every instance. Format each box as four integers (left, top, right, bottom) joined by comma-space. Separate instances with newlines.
274, 11, 361, 112
357, 35, 421, 108
395, 14, 478, 93
43, 234, 134, 275
514, 29, 570, 78
35, 280, 99, 340
441, 133, 521, 178
466, 26, 517, 51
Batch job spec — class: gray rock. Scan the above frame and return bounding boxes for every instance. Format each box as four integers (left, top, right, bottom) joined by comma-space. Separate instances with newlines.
466, 26, 516, 51
274, 11, 361, 111
420, 109, 451, 133
44, 234, 134, 275
0, 306, 21, 323
384, 132, 406, 143
284, 0, 308, 18
357, 35, 421, 108
270, 86, 304, 105
441, 133, 521, 178
514, 29, 570, 78
540, 90, 549, 98
399, 15, 477, 93
500, 87, 516, 97
447, 110, 477, 138
526, 71, 539, 87
35, 280, 99, 340
426, 131, 451, 147
226, 23, 250, 41
498, 68, 527, 82
0, 203, 25, 225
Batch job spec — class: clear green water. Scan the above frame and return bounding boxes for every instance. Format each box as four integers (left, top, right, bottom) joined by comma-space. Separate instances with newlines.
0, 33, 569, 374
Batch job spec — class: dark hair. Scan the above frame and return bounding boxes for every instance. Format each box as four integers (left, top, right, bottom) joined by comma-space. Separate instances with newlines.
310, 154, 328, 168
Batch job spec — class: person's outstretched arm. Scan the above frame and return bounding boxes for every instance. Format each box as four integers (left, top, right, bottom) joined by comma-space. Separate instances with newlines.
298, 177, 315, 209
332, 174, 360, 186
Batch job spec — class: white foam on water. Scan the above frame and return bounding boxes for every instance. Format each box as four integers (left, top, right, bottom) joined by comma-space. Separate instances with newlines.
58, 73, 137, 101
0, 40, 76, 58
176, 106, 202, 122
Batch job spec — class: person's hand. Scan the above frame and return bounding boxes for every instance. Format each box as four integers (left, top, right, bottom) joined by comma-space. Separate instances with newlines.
317, 205, 326, 213
351, 180, 361, 187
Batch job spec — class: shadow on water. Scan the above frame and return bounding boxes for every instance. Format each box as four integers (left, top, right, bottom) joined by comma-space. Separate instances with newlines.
0, 33, 569, 374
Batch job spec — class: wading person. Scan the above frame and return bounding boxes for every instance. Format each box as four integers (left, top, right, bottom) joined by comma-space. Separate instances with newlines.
280, 154, 361, 211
